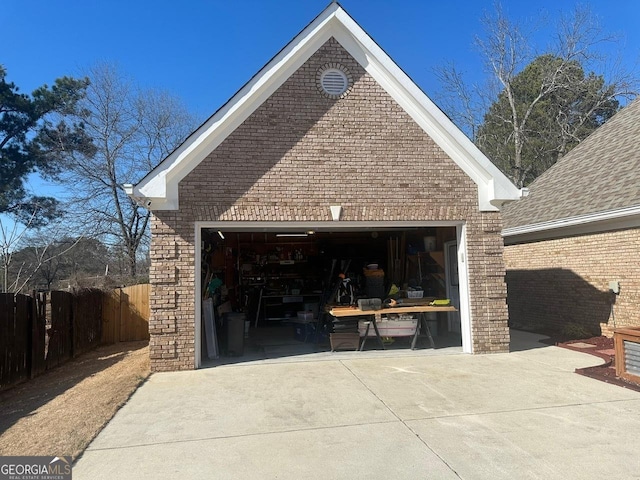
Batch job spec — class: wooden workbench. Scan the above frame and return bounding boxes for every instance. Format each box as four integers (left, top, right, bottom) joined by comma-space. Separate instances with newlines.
329, 304, 458, 350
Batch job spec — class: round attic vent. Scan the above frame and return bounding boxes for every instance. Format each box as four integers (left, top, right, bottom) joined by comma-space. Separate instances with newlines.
320, 68, 349, 96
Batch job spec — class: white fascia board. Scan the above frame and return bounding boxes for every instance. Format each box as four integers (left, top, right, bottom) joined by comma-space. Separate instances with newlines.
133, 5, 341, 209
332, 10, 520, 211
502, 205, 640, 244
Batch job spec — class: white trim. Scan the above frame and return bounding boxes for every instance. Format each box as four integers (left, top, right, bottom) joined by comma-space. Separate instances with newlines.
456, 224, 473, 353
128, 4, 519, 212
198, 220, 464, 231
503, 205, 640, 244
193, 220, 472, 368
330, 13, 516, 211
132, 6, 340, 209
195, 225, 202, 369
444, 240, 460, 334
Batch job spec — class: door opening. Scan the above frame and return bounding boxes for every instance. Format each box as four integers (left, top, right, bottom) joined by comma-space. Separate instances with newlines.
195, 224, 469, 367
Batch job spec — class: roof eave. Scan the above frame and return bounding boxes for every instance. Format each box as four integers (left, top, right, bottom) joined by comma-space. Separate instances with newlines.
131, 4, 342, 209
503, 204, 640, 244
331, 8, 520, 211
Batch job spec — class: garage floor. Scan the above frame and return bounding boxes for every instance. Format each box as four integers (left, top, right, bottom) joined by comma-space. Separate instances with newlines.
205, 323, 463, 366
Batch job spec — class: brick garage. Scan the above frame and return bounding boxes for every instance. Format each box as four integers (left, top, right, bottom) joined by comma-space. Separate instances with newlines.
504, 229, 640, 336
503, 98, 640, 338
127, 4, 520, 371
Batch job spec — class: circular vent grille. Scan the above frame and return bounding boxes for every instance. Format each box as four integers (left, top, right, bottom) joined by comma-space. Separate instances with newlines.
320, 68, 348, 96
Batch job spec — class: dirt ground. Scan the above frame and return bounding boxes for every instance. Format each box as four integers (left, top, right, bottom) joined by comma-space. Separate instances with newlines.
0, 341, 150, 461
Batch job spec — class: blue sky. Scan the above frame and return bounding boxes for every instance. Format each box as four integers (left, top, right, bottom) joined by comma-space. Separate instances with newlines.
3, 0, 639, 121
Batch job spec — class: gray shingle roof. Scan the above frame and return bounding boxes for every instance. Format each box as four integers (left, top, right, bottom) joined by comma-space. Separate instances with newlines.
502, 97, 640, 229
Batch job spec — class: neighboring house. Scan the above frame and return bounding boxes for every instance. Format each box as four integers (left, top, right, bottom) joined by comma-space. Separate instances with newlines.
502, 97, 640, 337
126, 3, 520, 372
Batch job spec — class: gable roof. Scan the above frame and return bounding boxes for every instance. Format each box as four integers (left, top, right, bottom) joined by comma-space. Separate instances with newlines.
502, 97, 640, 243
125, 2, 520, 212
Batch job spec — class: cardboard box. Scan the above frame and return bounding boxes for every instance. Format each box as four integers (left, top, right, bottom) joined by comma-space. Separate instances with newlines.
330, 332, 360, 351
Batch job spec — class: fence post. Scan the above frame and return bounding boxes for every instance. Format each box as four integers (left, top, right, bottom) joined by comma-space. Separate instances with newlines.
26, 292, 34, 379
30, 292, 46, 378
0, 294, 14, 389
70, 292, 75, 358
119, 288, 125, 342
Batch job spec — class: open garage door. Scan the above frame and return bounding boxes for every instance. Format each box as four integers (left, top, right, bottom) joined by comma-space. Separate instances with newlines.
195, 223, 470, 367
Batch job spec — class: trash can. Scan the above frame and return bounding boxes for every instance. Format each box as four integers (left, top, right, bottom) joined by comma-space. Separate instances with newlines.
425, 312, 438, 337
224, 312, 245, 356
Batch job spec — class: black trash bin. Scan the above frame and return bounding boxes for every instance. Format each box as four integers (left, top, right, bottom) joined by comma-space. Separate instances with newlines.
223, 312, 245, 356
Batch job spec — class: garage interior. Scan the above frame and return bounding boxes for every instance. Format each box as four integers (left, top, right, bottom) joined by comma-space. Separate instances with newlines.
200, 227, 462, 362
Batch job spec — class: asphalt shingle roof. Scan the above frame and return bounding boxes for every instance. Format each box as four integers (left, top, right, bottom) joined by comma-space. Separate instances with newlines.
502, 97, 640, 229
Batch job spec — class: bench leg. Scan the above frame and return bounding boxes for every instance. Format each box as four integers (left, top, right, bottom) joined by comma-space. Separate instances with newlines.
359, 323, 370, 351
371, 317, 385, 350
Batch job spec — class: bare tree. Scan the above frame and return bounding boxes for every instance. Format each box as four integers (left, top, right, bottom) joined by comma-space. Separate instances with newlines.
0, 212, 82, 293
56, 63, 198, 276
0, 215, 32, 293
435, 3, 638, 187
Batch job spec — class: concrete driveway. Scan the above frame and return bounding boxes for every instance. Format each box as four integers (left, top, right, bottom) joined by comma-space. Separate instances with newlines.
74, 331, 640, 479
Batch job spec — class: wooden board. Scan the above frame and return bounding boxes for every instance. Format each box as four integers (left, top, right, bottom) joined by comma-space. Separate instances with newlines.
330, 305, 457, 317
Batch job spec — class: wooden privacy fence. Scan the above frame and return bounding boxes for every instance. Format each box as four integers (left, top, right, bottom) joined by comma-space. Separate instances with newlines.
102, 284, 150, 344
46, 290, 104, 369
0, 293, 46, 389
1, 285, 150, 391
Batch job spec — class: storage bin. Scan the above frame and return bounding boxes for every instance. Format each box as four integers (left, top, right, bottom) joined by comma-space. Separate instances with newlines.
223, 312, 246, 356
358, 318, 418, 337
358, 298, 382, 311
297, 311, 314, 322
304, 302, 319, 318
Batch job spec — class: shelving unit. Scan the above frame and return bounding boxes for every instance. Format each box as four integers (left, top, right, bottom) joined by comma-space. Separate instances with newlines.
406, 251, 446, 297
237, 237, 323, 325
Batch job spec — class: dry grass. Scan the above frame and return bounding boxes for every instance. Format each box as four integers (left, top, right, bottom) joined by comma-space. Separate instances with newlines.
0, 341, 150, 461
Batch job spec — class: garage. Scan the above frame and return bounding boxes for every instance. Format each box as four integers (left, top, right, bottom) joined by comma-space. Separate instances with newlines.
126, 4, 520, 371
197, 225, 465, 363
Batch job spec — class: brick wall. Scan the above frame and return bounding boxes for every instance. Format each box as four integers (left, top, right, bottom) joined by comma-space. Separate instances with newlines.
504, 227, 640, 337
149, 38, 511, 371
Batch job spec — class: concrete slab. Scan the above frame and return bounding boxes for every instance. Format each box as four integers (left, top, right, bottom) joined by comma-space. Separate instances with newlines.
568, 342, 597, 349
339, 347, 634, 421
89, 360, 395, 449
74, 332, 640, 479
508, 329, 551, 352
77, 422, 460, 480
509, 345, 606, 371
204, 342, 463, 367
408, 399, 640, 480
